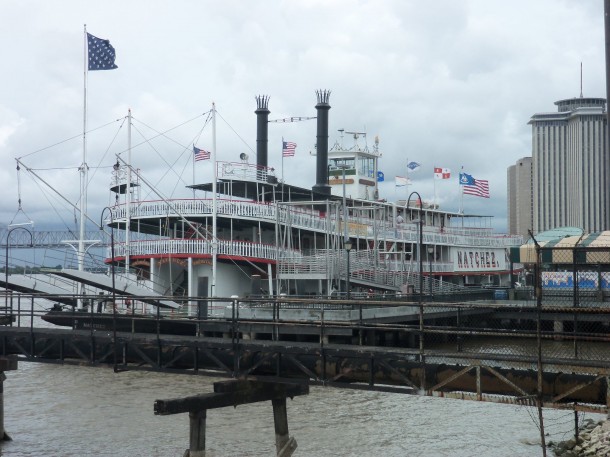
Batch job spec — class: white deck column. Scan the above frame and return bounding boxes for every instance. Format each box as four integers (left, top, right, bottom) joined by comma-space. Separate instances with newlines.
188, 257, 194, 317
150, 258, 157, 292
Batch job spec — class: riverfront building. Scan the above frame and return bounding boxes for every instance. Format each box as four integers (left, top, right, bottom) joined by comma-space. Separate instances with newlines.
528, 97, 609, 234
507, 157, 533, 239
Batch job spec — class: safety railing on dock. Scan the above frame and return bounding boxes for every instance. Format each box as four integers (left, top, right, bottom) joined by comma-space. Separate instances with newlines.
0, 287, 607, 375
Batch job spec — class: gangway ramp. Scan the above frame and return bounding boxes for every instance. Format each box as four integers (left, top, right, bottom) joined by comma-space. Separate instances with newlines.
0, 274, 78, 306
52, 269, 180, 309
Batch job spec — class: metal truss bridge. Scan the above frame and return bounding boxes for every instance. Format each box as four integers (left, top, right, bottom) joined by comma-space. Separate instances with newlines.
0, 229, 109, 249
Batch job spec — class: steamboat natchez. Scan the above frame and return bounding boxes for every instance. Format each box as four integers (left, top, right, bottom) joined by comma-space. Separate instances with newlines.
40, 91, 521, 334
92, 91, 521, 318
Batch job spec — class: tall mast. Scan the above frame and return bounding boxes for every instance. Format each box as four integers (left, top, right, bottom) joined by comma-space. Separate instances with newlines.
211, 103, 217, 297
78, 25, 89, 306
125, 109, 132, 276
79, 25, 88, 274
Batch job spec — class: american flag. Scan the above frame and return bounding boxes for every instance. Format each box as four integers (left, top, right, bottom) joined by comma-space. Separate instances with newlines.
193, 145, 211, 161
87, 33, 118, 71
282, 141, 297, 157
463, 179, 490, 198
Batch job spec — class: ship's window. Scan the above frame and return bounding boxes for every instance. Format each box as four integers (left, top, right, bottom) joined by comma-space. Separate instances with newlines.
329, 158, 355, 171
359, 156, 375, 178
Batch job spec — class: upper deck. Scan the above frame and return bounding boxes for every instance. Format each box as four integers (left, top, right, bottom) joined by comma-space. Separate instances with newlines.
108, 196, 521, 249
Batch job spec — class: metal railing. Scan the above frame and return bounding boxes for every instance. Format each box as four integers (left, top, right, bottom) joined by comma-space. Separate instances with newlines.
3, 286, 610, 429
278, 248, 465, 293
2, 292, 609, 380
112, 238, 282, 261
107, 199, 521, 249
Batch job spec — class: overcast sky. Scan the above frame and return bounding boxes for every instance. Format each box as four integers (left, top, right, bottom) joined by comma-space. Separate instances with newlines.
0, 0, 605, 234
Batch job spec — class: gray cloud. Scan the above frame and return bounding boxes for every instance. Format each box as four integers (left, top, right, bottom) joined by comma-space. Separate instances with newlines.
0, 0, 605, 233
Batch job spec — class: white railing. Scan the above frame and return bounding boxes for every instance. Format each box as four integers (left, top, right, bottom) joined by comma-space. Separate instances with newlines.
277, 251, 335, 275
112, 239, 283, 261
277, 248, 464, 292
108, 198, 522, 249
217, 161, 276, 183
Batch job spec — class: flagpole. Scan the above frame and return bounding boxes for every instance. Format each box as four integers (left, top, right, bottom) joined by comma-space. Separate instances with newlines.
433, 167, 437, 208
281, 137, 284, 183
80, 24, 88, 258
460, 181, 464, 214
79, 28, 117, 307
406, 157, 409, 203
78, 24, 88, 308
459, 166, 464, 214
192, 144, 196, 198
211, 103, 217, 298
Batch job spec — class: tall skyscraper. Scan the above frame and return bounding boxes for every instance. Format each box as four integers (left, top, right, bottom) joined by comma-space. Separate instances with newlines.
529, 97, 609, 233
507, 157, 533, 239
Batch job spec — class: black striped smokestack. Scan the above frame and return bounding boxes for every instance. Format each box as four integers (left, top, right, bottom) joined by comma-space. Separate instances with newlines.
313, 90, 331, 195
255, 95, 270, 169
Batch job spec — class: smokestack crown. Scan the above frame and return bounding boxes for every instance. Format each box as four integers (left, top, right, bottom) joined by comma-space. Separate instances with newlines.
316, 89, 331, 106
255, 95, 270, 112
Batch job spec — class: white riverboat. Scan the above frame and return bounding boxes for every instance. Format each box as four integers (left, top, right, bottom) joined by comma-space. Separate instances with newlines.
99, 91, 522, 317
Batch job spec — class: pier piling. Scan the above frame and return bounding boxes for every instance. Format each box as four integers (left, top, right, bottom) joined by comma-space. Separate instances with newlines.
186, 410, 206, 457
0, 356, 18, 442
155, 380, 308, 456
272, 397, 297, 457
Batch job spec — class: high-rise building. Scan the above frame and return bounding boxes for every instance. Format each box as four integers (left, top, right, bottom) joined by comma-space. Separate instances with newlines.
528, 97, 609, 233
507, 157, 532, 239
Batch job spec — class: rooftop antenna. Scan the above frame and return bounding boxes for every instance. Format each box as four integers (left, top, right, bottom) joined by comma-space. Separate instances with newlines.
580, 62, 582, 98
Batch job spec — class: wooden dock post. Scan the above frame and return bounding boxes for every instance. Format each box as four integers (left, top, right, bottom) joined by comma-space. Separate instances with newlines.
272, 397, 297, 457
187, 410, 206, 457
155, 380, 308, 457
0, 356, 18, 442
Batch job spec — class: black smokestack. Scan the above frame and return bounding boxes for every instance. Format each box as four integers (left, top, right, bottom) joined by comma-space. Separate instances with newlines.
255, 95, 270, 169
313, 90, 331, 196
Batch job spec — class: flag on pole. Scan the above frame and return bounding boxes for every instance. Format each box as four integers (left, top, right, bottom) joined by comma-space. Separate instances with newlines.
434, 167, 451, 179
459, 172, 475, 185
282, 140, 297, 157
463, 178, 490, 198
193, 145, 211, 161
395, 176, 411, 187
407, 161, 421, 172
87, 33, 118, 70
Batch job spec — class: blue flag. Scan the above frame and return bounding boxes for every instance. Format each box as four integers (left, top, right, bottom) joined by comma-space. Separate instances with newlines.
377, 171, 385, 182
87, 33, 118, 70
407, 161, 421, 172
459, 172, 475, 185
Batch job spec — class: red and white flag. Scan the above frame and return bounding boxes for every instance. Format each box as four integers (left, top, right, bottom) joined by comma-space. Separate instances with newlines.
434, 167, 451, 179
